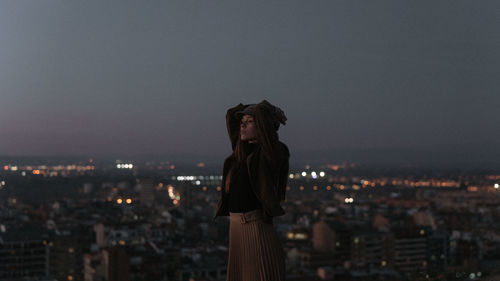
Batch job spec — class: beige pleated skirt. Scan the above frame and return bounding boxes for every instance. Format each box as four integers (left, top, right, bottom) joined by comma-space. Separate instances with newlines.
226, 209, 286, 281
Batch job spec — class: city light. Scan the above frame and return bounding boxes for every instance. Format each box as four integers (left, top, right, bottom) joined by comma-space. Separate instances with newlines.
344, 198, 354, 203
117, 163, 134, 169
168, 185, 181, 205
294, 233, 307, 240
2, 158, 498, 278
286, 232, 308, 240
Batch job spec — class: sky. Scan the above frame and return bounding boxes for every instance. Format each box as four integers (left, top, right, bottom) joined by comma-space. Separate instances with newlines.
0, 1, 499, 166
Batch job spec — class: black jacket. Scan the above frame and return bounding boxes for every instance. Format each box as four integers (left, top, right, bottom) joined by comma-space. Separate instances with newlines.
213, 102, 290, 221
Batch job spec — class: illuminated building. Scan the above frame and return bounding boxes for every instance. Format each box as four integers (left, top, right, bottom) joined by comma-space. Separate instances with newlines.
392, 228, 429, 274
0, 227, 49, 280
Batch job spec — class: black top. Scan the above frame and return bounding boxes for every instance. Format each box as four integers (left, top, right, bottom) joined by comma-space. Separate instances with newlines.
228, 143, 262, 213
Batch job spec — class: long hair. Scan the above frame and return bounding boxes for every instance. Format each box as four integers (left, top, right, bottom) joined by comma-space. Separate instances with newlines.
224, 102, 280, 193
224, 139, 255, 193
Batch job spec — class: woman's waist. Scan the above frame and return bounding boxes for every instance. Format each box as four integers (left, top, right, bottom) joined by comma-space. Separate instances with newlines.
229, 208, 264, 223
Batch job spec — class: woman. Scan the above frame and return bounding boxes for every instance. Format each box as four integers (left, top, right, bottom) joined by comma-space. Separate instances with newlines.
213, 100, 290, 281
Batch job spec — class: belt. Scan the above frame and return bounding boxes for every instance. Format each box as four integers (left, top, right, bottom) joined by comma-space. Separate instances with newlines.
230, 209, 264, 224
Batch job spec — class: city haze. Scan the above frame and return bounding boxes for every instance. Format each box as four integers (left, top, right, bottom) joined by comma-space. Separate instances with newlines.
0, 1, 499, 168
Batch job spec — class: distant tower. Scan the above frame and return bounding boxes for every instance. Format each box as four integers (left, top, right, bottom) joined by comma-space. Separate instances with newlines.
94, 223, 108, 248
313, 220, 336, 252
139, 178, 155, 206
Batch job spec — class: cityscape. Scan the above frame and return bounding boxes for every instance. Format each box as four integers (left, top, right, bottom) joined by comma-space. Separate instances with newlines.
1, 1, 498, 281
1, 157, 499, 280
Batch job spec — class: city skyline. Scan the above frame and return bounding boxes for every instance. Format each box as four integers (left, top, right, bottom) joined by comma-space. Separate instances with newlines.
1, 157, 499, 280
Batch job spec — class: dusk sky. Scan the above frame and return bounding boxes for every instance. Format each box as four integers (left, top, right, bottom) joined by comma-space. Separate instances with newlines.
1, 1, 499, 165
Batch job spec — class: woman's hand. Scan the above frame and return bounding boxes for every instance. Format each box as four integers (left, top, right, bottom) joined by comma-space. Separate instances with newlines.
226, 103, 247, 150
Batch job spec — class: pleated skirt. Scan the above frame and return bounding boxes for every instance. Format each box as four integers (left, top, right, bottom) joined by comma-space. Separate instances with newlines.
226, 209, 286, 281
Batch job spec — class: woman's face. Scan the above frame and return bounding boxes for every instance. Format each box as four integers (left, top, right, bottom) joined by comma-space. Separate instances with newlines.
240, 114, 258, 142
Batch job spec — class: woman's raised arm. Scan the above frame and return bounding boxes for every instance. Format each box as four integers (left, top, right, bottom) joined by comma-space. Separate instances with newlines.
225, 103, 247, 151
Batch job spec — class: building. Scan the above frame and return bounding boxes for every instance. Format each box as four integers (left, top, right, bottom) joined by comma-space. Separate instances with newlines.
0, 227, 50, 281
